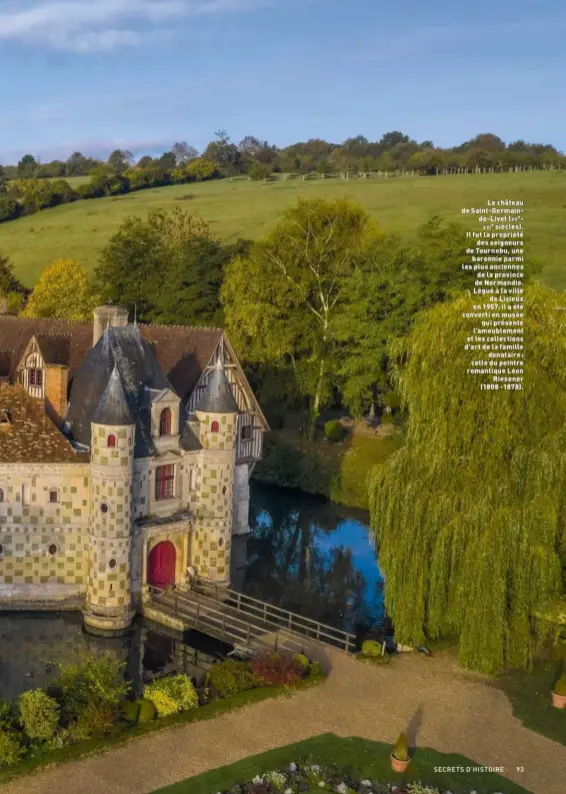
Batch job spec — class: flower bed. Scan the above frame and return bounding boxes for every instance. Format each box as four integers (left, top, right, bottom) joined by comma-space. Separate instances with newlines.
0, 651, 325, 783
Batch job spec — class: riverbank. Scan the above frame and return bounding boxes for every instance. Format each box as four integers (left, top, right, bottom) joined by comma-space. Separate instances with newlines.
252, 426, 402, 510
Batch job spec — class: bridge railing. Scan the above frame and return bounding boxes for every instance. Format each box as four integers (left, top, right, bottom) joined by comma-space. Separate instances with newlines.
192, 582, 356, 654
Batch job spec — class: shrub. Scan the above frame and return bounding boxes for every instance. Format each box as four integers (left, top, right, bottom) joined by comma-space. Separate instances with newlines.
292, 653, 310, 673
0, 196, 20, 222
144, 675, 198, 717
324, 419, 347, 443
554, 672, 566, 696
250, 652, 302, 686
137, 698, 156, 723
0, 728, 24, 768
119, 700, 140, 725
381, 412, 394, 425
76, 182, 103, 199
393, 732, 409, 762
207, 659, 257, 698
267, 413, 284, 431
53, 652, 129, 723
361, 639, 383, 658
383, 391, 402, 411
75, 702, 115, 737
309, 660, 323, 677
19, 689, 59, 741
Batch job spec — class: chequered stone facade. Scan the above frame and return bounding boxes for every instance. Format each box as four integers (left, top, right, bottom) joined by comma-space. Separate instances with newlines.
0, 464, 90, 601
0, 404, 243, 631
192, 411, 237, 585
85, 423, 135, 629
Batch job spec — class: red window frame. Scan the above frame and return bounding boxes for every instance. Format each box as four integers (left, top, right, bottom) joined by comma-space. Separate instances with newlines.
107, 434, 116, 448
155, 464, 175, 501
211, 421, 219, 433
29, 368, 43, 387
159, 407, 172, 436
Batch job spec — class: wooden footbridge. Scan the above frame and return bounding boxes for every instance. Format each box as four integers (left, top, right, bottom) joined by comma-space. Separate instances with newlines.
145, 584, 356, 658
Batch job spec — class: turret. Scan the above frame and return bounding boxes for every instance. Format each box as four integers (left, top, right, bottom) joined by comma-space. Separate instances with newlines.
83, 365, 135, 635
192, 361, 239, 591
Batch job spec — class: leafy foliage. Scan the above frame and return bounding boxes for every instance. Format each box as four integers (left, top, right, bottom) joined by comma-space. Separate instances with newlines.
22, 258, 98, 321
393, 732, 409, 762
361, 640, 383, 658
52, 653, 129, 724
206, 659, 257, 698
250, 652, 302, 686
0, 729, 24, 768
324, 420, 347, 443
144, 675, 198, 717
18, 690, 59, 741
137, 698, 156, 723
554, 673, 566, 696
96, 207, 244, 326
369, 283, 566, 673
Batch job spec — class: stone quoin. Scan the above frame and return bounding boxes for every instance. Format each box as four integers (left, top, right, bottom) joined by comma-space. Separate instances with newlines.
0, 306, 268, 634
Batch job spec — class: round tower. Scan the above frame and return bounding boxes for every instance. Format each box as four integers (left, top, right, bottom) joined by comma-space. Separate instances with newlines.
193, 361, 239, 591
84, 365, 135, 635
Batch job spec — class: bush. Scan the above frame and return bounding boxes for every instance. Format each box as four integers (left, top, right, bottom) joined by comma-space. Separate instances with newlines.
324, 419, 347, 443
554, 672, 566, 696
18, 689, 59, 741
292, 653, 310, 674
0, 197, 20, 222
137, 698, 156, 723
383, 391, 402, 411
393, 732, 409, 762
267, 413, 284, 431
119, 700, 139, 725
207, 659, 257, 698
75, 702, 115, 737
0, 729, 24, 768
250, 652, 302, 686
381, 412, 394, 425
53, 652, 129, 723
361, 639, 383, 658
144, 675, 198, 717
76, 182, 103, 199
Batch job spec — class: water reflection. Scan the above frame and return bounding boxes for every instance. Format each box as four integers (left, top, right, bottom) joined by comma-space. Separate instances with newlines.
239, 482, 384, 634
0, 611, 228, 702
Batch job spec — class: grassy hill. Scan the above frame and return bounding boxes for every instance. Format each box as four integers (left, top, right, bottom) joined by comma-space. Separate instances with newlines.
1, 170, 564, 289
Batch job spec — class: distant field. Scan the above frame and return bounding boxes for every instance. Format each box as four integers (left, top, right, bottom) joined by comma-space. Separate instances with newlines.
1, 171, 564, 290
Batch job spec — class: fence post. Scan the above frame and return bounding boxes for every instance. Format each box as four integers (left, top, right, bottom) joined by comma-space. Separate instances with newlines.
263, 603, 267, 622
246, 622, 251, 648
237, 592, 242, 612
195, 601, 200, 629
222, 615, 226, 639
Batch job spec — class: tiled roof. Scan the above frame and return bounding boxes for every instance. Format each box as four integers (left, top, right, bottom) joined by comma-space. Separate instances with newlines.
35, 334, 72, 366
0, 316, 223, 399
0, 386, 88, 463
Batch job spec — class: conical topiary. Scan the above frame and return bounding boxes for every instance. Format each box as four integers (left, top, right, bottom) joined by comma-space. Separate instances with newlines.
393, 732, 409, 762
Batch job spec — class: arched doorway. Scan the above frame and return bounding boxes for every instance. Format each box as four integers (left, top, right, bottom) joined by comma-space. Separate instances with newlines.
147, 541, 176, 588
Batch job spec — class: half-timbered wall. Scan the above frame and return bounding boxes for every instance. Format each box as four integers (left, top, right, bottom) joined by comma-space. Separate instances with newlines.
20, 352, 44, 399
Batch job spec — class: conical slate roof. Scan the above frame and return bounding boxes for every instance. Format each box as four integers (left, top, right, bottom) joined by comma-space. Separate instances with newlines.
92, 365, 134, 426
195, 361, 239, 414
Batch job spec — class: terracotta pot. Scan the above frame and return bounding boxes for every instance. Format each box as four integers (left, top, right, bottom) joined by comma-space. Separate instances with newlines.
390, 753, 410, 773
552, 690, 566, 709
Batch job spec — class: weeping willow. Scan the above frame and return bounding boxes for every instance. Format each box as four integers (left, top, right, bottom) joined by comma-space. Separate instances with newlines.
369, 282, 566, 673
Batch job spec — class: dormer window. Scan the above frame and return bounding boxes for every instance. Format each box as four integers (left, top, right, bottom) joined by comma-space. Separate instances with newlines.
211, 421, 219, 433
159, 408, 171, 436
107, 434, 116, 448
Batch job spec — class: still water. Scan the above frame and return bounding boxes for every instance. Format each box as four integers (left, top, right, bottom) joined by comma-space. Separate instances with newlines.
0, 482, 382, 701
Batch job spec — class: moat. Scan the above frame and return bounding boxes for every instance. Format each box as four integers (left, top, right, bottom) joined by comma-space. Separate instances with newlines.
0, 482, 382, 701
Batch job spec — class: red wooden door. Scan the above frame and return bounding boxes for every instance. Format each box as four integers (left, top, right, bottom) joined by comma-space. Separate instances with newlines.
147, 541, 176, 588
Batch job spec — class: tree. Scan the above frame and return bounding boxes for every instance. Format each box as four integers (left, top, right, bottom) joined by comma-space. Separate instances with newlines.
66, 151, 88, 176
222, 198, 375, 434
0, 250, 27, 298
203, 130, 242, 174
136, 155, 155, 169
19, 690, 59, 741
96, 207, 241, 325
22, 259, 98, 321
107, 149, 133, 174
172, 141, 198, 165
156, 151, 177, 170
368, 282, 566, 674
0, 165, 7, 193
17, 154, 38, 178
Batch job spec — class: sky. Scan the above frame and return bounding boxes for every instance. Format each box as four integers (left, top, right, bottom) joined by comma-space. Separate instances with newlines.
0, 0, 564, 163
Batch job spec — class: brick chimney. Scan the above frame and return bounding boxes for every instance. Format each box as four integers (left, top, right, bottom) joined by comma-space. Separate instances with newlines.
93, 305, 129, 347
45, 365, 69, 426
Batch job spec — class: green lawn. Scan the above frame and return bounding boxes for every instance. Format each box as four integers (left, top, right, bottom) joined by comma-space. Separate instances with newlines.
1, 170, 564, 289
151, 734, 531, 794
500, 659, 566, 746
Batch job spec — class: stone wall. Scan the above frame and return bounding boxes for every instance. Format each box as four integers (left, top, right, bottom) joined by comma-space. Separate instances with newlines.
0, 462, 90, 603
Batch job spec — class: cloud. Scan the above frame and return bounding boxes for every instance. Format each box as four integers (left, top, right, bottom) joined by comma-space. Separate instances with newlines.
0, 0, 260, 52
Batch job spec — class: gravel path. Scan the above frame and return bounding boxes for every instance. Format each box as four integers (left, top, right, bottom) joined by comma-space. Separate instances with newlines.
2, 650, 563, 794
